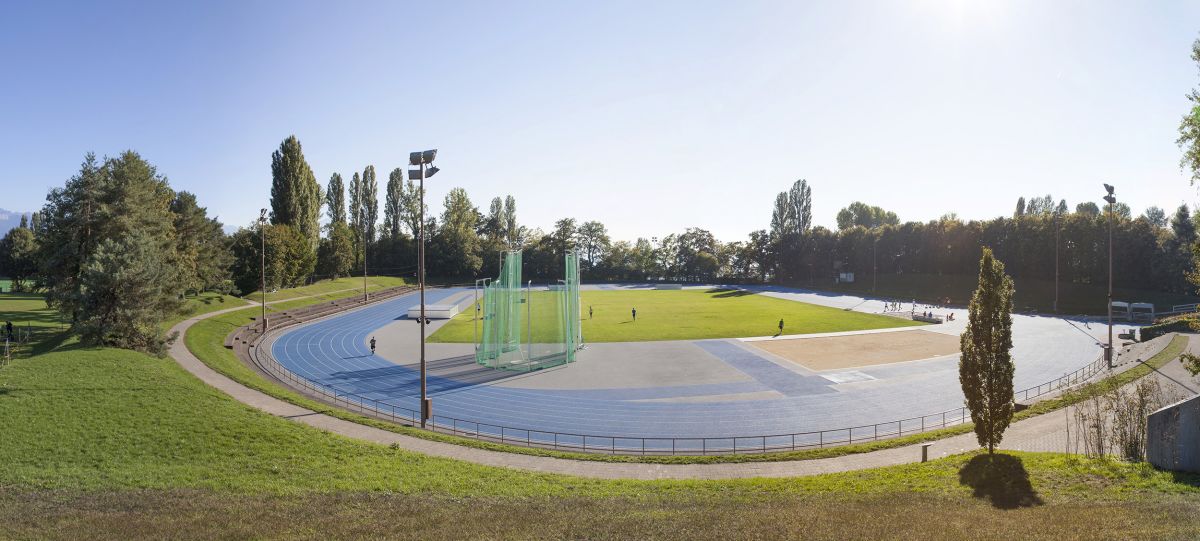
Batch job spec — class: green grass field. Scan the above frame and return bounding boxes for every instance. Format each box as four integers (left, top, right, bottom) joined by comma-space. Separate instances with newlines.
429, 288, 922, 343
241, 275, 411, 303
2, 282, 1198, 538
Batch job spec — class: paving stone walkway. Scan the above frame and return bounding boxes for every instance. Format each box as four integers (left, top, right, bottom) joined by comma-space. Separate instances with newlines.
168, 305, 1199, 480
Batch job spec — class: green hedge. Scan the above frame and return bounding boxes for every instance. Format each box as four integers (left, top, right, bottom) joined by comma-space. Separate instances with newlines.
1140, 318, 1196, 341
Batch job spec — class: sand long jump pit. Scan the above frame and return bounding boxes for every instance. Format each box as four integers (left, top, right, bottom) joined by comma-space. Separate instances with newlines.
745, 329, 960, 371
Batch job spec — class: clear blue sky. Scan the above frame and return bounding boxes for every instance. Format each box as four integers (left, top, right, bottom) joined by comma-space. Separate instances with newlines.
3, 1, 1200, 241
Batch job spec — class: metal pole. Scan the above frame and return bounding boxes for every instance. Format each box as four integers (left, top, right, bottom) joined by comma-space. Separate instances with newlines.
1106, 200, 1114, 369
260, 210, 268, 334
872, 236, 877, 293
363, 213, 368, 302
1054, 215, 1059, 313
419, 162, 428, 426
526, 279, 532, 361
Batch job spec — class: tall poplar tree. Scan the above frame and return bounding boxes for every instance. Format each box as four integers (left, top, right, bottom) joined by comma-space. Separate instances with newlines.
347, 172, 363, 268
269, 135, 322, 249
384, 168, 404, 239
326, 173, 346, 227
959, 247, 1016, 454
362, 165, 379, 243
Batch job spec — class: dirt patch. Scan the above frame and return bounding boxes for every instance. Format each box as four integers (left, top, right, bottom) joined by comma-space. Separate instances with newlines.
748, 329, 959, 371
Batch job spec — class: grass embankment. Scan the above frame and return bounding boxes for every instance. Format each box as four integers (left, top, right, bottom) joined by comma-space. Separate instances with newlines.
1, 284, 1197, 538
241, 275, 410, 303
430, 288, 923, 343
817, 272, 1200, 315
0, 333, 1198, 539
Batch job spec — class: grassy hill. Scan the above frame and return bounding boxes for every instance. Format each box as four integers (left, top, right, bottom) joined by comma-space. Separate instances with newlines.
1, 281, 1197, 539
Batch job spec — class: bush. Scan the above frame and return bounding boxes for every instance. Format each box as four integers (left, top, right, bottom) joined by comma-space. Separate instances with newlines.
1139, 318, 1196, 341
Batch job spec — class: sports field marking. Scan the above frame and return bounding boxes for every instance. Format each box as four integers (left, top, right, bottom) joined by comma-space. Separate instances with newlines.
747, 329, 960, 372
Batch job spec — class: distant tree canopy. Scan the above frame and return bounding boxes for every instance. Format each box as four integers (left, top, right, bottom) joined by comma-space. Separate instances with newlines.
836, 201, 899, 230
0, 223, 37, 291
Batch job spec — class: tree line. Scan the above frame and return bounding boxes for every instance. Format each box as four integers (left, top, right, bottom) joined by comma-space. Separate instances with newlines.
5, 131, 1200, 355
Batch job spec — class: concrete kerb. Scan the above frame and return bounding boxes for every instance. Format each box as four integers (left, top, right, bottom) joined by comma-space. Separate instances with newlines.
168, 291, 1191, 479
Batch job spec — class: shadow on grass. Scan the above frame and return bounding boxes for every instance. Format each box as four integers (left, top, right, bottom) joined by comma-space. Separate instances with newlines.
705, 288, 754, 298
957, 453, 1044, 509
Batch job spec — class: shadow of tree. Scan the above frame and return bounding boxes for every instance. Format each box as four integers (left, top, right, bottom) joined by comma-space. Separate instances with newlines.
705, 288, 754, 298
957, 453, 1044, 509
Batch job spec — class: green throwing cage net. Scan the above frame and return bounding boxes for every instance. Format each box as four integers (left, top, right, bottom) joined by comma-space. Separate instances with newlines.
474, 250, 582, 371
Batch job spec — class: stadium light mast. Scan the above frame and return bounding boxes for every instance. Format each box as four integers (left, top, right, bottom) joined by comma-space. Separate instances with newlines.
1103, 183, 1116, 369
361, 201, 369, 302
410, 149, 439, 428
259, 208, 268, 335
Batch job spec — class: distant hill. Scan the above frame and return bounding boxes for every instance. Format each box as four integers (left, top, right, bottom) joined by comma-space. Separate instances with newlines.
0, 208, 30, 235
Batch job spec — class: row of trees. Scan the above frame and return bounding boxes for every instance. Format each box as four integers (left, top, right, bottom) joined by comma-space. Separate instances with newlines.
233, 135, 1199, 304
9, 126, 1200, 355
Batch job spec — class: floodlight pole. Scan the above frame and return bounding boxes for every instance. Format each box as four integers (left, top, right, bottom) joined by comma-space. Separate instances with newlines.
362, 205, 369, 302
418, 161, 428, 427
259, 209, 268, 335
1104, 185, 1116, 369
872, 235, 878, 294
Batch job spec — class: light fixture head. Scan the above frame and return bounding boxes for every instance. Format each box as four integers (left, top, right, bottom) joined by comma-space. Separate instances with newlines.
426, 166, 439, 177
1103, 183, 1114, 195
409, 149, 437, 166
1103, 195, 1116, 205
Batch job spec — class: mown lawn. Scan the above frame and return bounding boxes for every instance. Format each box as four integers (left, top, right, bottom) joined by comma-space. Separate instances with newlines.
241, 275, 410, 303
2, 284, 1197, 539
0, 342, 1197, 538
430, 288, 922, 343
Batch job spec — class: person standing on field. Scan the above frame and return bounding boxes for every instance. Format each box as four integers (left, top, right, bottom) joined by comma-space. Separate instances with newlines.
632, 307, 637, 321
778, 318, 784, 335
589, 306, 593, 319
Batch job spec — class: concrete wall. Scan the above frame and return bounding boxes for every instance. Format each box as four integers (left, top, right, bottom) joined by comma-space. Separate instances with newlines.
1147, 394, 1200, 474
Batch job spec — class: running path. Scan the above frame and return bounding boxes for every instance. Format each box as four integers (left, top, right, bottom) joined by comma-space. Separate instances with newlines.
167, 302, 1199, 480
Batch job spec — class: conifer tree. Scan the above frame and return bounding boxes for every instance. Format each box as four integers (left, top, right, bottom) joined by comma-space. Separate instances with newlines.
959, 247, 1016, 454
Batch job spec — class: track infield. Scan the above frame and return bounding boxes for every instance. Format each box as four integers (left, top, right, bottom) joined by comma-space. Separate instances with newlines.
427, 288, 924, 343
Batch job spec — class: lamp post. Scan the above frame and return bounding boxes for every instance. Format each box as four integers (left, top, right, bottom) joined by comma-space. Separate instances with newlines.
1103, 183, 1116, 368
259, 208, 268, 335
361, 204, 368, 302
409, 149, 439, 427
872, 233, 878, 294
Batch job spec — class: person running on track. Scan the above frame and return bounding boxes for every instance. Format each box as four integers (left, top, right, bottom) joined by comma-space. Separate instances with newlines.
370, 336, 377, 354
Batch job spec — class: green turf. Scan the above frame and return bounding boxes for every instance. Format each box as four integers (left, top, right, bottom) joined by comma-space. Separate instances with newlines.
2, 287, 1198, 538
2, 335, 1197, 500
0, 290, 61, 330
241, 276, 410, 303
429, 288, 923, 343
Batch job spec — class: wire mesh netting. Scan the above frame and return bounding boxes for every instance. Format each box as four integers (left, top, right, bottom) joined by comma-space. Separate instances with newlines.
475, 250, 582, 371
